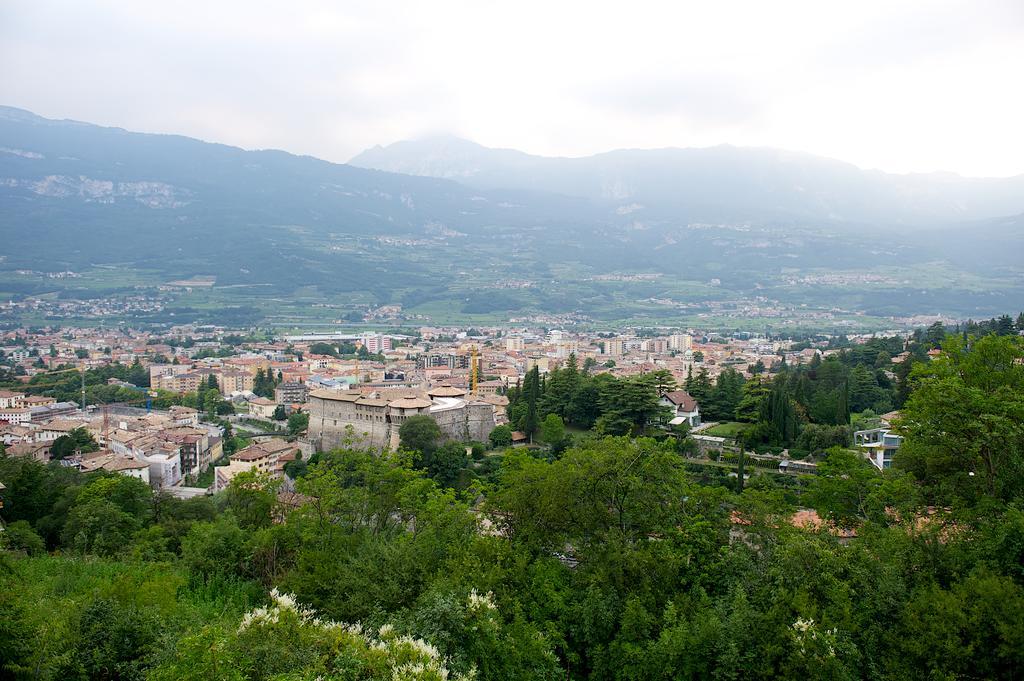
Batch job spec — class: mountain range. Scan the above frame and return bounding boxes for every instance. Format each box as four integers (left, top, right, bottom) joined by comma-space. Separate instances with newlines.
351, 136, 1024, 226
1, 105, 1021, 328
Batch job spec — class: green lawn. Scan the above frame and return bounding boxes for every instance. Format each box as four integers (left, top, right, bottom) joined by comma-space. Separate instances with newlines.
703, 421, 748, 438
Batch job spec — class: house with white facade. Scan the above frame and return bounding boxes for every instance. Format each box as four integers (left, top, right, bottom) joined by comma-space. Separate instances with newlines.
659, 390, 701, 428
854, 428, 902, 470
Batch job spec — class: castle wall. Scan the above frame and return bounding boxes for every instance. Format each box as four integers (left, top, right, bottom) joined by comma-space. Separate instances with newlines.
309, 394, 497, 452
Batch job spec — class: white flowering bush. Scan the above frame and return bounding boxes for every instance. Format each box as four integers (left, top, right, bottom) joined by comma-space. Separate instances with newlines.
790, 617, 837, 657
466, 589, 497, 613
396, 587, 560, 681
151, 588, 472, 681
785, 616, 858, 680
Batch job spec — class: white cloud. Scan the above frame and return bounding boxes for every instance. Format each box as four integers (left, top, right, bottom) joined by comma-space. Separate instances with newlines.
1, 0, 1021, 176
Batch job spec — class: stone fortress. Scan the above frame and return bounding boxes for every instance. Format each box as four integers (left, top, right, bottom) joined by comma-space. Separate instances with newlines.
308, 385, 497, 451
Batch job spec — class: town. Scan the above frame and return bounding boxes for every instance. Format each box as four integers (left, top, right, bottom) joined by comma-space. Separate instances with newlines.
7, 315, 1020, 499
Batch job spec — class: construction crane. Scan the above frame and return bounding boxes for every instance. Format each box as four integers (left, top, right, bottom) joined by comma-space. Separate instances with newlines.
470, 345, 479, 395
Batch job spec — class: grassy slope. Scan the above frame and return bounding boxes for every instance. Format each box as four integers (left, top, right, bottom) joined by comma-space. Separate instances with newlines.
1, 554, 259, 677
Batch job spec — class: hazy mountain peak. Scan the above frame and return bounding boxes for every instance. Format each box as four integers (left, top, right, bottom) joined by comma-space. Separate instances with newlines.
349, 135, 533, 181
350, 136, 1024, 223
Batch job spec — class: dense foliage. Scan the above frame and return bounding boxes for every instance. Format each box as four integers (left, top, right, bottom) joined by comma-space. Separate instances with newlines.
2, 331, 1024, 679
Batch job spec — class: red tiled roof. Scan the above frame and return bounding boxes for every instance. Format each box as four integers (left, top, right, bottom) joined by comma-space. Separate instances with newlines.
663, 390, 698, 411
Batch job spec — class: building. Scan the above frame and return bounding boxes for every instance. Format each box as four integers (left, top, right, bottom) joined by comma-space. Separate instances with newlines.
0, 408, 31, 424
854, 428, 902, 470
139, 443, 183, 487
36, 419, 84, 442
669, 334, 693, 352
160, 427, 210, 477
214, 438, 301, 492
29, 402, 79, 421
218, 369, 255, 395
229, 438, 299, 474
248, 397, 279, 419
525, 356, 550, 373
154, 371, 206, 394
660, 390, 701, 428
80, 451, 151, 484
362, 335, 393, 353
505, 337, 525, 352
168, 406, 200, 427
5, 441, 50, 461
475, 380, 504, 396
149, 364, 191, 386
416, 352, 472, 370
643, 339, 668, 354
308, 386, 497, 451
553, 340, 580, 358
0, 423, 35, 447
275, 382, 310, 404
604, 338, 625, 356
0, 390, 27, 409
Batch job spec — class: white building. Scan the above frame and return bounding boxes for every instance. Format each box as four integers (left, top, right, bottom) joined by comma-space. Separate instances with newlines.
854, 428, 902, 470
141, 445, 183, 487
659, 390, 701, 428
80, 452, 152, 485
0, 408, 31, 424
0, 390, 26, 409
363, 335, 393, 353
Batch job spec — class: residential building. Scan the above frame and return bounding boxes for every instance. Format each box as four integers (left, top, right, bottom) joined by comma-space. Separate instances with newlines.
0, 390, 26, 409
660, 390, 701, 428
0, 423, 35, 447
80, 451, 151, 484
218, 370, 255, 395
643, 339, 668, 354
525, 356, 550, 373
154, 371, 206, 394
362, 335, 393, 353
248, 397, 278, 419
669, 334, 693, 352
149, 364, 191, 386
604, 338, 625, 356
5, 441, 49, 461
854, 428, 902, 470
553, 340, 580, 358
214, 438, 301, 492
275, 382, 310, 404
416, 352, 472, 370
0, 408, 31, 424
168, 406, 200, 427
160, 427, 210, 477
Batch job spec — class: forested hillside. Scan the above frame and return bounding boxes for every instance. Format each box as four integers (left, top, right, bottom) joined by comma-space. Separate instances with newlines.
2, 326, 1023, 679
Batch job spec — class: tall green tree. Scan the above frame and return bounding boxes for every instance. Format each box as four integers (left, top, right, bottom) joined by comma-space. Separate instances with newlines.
400, 414, 443, 456
897, 334, 1024, 502
50, 427, 99, 460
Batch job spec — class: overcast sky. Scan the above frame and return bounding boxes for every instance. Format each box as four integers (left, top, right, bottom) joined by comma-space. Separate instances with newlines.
2, 0, 1023, 177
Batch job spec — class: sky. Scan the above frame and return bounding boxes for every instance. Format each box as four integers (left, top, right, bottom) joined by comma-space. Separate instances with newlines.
2, 0, 1023, 177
